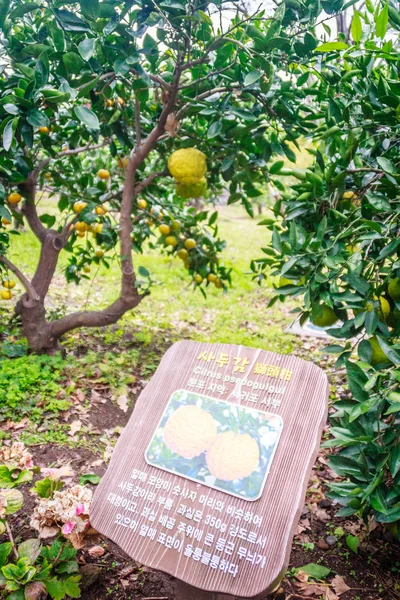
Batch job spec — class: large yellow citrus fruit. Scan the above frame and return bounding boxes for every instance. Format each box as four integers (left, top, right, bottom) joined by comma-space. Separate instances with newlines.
1, 217, 11, 225
137, 199, 147, 209
175, 178, 207, 199
207, 273, 217, 283
165, 236, 177, 246
1, 290, 13, 300
206, 432, 260, 481
367, 336, 389, 366
97, 169, 110, 180
310, 305, 339, 327
388, 278, 400, 302
95, 205, 107, 216
8, 193, 22, 205
2, 280, 16, 289
168, 149, 207, 184
366, 296, 390, 320
163, 405, 217, 459
177, 248, 188, 260
194, 274, 203, 284
342, 191, 357, 199
75, 221, 88, 232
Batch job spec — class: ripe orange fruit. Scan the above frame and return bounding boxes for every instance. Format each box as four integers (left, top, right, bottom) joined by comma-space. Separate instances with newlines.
77, 231, 86, 238
206, 432, 260, 481
2, 280, 16, 289
39, 126, 49, 134
207, 273, 217, 283
97, 169, 110, 180
83, 266, 91, 273
165, 236, 178, 247
163, 406, 217, 459
95, 205, 107, 216
73, 201, 87, 214
137, 199, 147, 209
215, 279, 222, 289
171, 220, 181, 231
184, 238, 196, 250
1, 217, 11, 226
75, 222, 88, 232
94, 224, 103, 234
7, 193, 22, 205
159, 224, 171, 236
44, 172, 51, 180
95, 250, 104, 258
194, 274, 203, 284
1, 290, 13, 300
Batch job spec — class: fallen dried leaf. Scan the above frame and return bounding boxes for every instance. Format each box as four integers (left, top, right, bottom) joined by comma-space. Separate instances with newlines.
164, 112, 180, 137
331, 575, 350, 596
117, 394, 129, 413
88, 545, 105, 558
68, 419, 82, 436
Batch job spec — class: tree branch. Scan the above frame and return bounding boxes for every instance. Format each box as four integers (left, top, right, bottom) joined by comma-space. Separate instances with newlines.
38, 141, 109, 172
19, 173, 47, 242
134, 170, 169, 195
134, 96, 142, 149
179, 62, 236, 90
176, 87, 231, 119
0, 256, 40, 301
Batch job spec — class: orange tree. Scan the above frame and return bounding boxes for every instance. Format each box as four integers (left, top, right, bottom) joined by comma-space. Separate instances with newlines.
253, 3, 400, 532
0, 0, 335, 352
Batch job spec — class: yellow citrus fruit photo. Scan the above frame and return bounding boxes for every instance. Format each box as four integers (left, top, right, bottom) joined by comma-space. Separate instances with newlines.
366, 296, 390, 320
1, 217, 11, 225
168, 148, 207, 184
159, 224, 171, 236
367, 336, 389, 366
7, 192, 22, 205
95, 205, 107, 216
163, 405, 217, 459
137, 199, 147, 209
2, 280, 16, 289
39, 126, 49, 134
177, 248, 188, 260
165, 236, 177, 246
206, 432, 260, 481
194, 274, 203, 284
75, 221, 88, 233
97, 169, 110, 180
207, 273, 217, 283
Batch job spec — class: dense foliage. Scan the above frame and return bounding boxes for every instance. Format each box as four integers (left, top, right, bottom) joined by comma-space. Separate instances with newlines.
254, 2, 400, 533
0, 0, 358, 352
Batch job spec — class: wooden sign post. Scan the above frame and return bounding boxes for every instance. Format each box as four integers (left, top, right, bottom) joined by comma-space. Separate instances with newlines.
91, 341, 328, 598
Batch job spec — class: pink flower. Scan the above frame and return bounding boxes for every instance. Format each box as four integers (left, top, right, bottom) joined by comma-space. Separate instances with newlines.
75, 504, 85, 516
61, 521, 75, 535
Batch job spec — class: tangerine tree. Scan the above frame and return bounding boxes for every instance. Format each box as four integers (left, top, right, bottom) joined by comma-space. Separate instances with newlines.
0, 0, 336, 352
253, 3, 400, 531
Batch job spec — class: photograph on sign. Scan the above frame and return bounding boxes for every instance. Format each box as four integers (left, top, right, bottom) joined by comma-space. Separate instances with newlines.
145, 389, 283, 501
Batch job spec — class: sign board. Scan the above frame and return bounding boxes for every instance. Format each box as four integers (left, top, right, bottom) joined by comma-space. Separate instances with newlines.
91, 341, 328, 598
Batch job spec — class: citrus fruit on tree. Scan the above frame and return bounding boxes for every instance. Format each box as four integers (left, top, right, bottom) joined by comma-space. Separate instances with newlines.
95, 250, 104, 258
206, 432, 260, 481
342, 191, 357, 199
194, 274, 203, 284
207, 273, 217, 283
7, 192, 22, 205
137, 199, 147, 209
366, 296, 390, 320
171, 220, 181, 231
184, 238, 197, 250
39, 126, 49, 134
75, 222, 88, 232
388, 278, 400, 302
366, 336, 389, 366
118, 157, 129, 169
2, 280, 16, 289
165, 236, 177, 246
73, 201, 87, 214
95, 205, 107, 216
177, 248, 188, 260
1, 290, 13, 300
168, 148, 207, 184
1, 217, 11, 225
175, 177, 207, 199
159, 224, 171, 236
97, 169, 110, 180
310, 304, 339, 327
163, 405, 217, 459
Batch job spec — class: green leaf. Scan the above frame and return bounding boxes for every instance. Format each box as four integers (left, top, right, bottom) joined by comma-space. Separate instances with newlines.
26, 110, 50, 128
376, 156, 394, 173
297, 563, 331, 580
78, 38, 95, 61
207, 121, 222, 139
17, 539, 41, 563
390, 447, 400, 477
3, 118, 16, 152
376, 337, 400, 365
54, 9, 90, 32
244, 70, 262, 86
351, 11, 362, 42
9, 2, 40, 18
31, 478, 63, 499
74, 106, 99, 130
80, 0, 99, 20
346, 534, 359, 553
315, 41, 349, 52
375, 2, 389, 38
79, 473, 101, 485
0, 543, 12, 568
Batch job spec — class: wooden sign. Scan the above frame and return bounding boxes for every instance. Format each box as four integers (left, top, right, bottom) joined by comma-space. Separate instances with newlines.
91, 341, 328, 598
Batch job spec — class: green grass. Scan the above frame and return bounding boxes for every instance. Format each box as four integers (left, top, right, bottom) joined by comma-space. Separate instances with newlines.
6, 203, 298, 354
